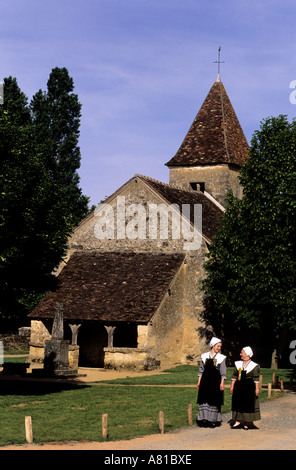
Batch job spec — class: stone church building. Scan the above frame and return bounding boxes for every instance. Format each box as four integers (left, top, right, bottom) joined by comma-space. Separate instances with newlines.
28, 75, 249, 371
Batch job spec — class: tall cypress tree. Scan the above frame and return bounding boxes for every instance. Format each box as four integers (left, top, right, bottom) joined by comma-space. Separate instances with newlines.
31, 67, 89, 229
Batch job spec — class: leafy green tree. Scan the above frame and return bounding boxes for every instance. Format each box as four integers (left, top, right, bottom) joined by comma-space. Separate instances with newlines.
0, 71, 89, 329
201, 115, 296, 364
31, 67, 89, 228
0, 77, 52, 326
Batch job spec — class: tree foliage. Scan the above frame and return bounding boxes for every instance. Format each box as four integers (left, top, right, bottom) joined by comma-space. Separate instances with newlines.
31, 67, 89, 228
0, 70, 89, 328
201, 115, 296, 361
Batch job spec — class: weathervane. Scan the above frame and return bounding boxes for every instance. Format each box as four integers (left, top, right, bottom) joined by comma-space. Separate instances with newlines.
213, 46, 225, 76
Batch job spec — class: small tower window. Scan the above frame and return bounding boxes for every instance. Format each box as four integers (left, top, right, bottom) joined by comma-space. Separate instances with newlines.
190, 182, 205, 193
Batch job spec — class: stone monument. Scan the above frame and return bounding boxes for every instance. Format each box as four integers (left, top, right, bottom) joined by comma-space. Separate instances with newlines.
43, 303, 77, 376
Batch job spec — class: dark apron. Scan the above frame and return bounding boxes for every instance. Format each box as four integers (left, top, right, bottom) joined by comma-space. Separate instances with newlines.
232, 370, 255, 413
197, 358, 224, 410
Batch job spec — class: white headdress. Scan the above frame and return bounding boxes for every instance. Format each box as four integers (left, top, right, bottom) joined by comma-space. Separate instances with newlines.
210, 337, 222, 348
243, 346, 253, 358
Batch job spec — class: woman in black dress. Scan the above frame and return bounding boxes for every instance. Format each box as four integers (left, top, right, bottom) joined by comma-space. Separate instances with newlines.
230, 346, 261, 430
196, 337, 226, 428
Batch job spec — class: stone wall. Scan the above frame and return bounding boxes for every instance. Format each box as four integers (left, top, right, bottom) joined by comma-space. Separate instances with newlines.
29, 177, 210, 370
169, 164, 243, 205
145, 250, 207, 366
66, 177, 203, 255
0, 334, 30, 352
104, 347, 149, 370
68, 345, 80, 369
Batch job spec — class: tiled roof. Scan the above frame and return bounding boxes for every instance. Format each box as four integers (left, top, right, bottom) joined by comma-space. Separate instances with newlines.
29, 252, 185, 323
166, 79, 249, 167
139, 175, 223, 242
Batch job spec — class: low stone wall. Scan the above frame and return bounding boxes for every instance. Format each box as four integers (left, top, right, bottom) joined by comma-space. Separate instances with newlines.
28, 344, 80, 371
68, 345, 80, 369
27, 344, 44, 368
0, 334, 30, 352
104, 347, 160, 370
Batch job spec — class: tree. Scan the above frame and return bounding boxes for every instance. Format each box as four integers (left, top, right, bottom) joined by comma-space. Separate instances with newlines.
31, 67, 89, 228
201, 115, 296, 364
0, 77, 52, 326
0, 70, 89, 329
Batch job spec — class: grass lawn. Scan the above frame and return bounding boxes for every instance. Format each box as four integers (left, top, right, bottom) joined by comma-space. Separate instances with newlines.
0, 365, 289, 446
97, 365, 295, 386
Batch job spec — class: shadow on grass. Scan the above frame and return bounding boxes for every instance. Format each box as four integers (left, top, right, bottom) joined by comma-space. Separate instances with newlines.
0, 377, 90, 396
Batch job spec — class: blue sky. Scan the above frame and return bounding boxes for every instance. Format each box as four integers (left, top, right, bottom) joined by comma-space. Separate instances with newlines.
1, 0, 296, 206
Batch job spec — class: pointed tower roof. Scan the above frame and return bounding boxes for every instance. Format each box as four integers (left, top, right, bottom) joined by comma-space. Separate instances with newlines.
166, 77, 249, 167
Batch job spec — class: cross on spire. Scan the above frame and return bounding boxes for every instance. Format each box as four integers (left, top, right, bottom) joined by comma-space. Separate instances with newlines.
213, 46, 225, 81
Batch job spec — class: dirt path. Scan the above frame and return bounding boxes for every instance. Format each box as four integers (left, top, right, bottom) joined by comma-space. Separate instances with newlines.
1, 367, 296, 451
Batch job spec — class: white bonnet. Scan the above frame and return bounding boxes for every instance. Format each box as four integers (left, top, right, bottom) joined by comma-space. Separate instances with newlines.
243, 346, 253, 358
210, 337, 222, 348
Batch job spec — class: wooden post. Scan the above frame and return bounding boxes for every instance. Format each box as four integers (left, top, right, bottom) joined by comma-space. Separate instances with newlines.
25, 416, 33, 444
187, 403, 192, 425
159, 411, 164, 434
280, 378, 284, 391
272, 373, 278, 388
268, 383, 272, 399
102, 413, 108, 439
259, 374, 263, 390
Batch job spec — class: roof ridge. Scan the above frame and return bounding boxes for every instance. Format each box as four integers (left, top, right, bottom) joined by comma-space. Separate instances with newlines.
136, 174, 197, 194
218, 81, 230, 163
137, 174, 224, 208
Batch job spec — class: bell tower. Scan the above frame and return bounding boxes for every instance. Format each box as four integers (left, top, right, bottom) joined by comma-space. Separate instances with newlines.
165, 75, 249, 206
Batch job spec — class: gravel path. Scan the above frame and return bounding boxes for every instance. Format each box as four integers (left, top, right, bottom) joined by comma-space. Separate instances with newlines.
2, 391, 296, 451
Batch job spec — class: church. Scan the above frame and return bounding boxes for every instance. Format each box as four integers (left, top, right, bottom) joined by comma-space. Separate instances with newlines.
27, 74, 249, 371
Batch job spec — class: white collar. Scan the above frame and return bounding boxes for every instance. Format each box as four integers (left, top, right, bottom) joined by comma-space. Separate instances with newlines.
235, 360, 257, 373
201, 351, 226, 365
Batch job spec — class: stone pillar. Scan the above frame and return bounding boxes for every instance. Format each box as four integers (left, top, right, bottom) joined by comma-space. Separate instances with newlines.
104, 326, 116, 348
43, 303, 70, 374
44, 339, 69, 371
271, 349, 278, 369
69, 324, 81, 346
68, 345, 80, 370
68, 324, 81, 370
51, 303, 64, 340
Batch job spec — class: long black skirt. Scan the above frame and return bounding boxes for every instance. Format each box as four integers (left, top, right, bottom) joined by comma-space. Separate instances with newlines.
232, 372, 261, 422
197, 359, 224, 410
